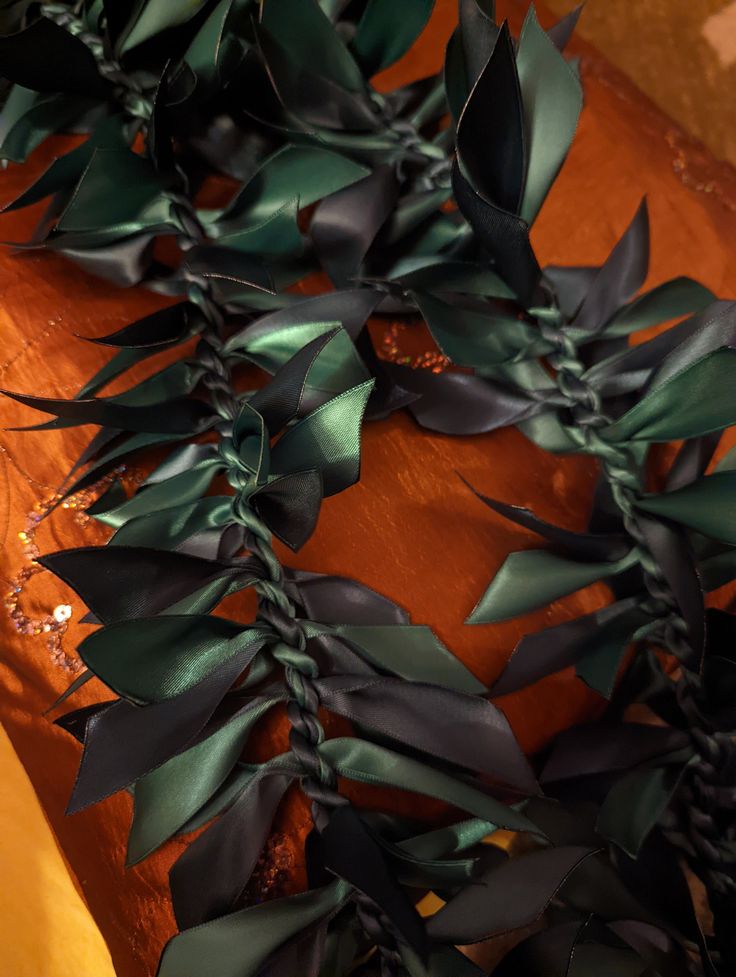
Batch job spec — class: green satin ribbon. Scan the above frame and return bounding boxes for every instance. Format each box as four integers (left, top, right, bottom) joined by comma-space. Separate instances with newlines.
261, 0, 366, 93
468, 547, 638, 625
320, 623, 486, 693
57, 148, 171, 232
597, 762, 691, 860
95, 465, 219, 529
210, 145, 370, 229
128, 695, 285, 863
120, 0, 212, 55
0, 87, 91, 163
604, 347, 736, 443
319, 737, 539, 834
637, 471, 736, 546
110, 497, 233, 550
157, 880, 351, 977
516, 7, 582, 225
399, 818, 496, 860
228, 320, 368, 394
183, 0, 243, 90
350, 0, 434, 75
270, 380, 374, 494
415, 289, 551, 367
217, 199, 303, 257
78, 617, 270, 704
603, 277, 715, 338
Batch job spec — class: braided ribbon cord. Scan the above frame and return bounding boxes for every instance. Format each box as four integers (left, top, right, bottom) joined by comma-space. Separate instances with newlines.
23, 4, 736, 973
222, 427, 409, 975
35, 5, 416, 970
42, 3, 154, 122
535, 303, 736, 951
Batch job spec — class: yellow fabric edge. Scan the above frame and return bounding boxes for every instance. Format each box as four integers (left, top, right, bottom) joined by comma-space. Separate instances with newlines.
0, 720, 116, 977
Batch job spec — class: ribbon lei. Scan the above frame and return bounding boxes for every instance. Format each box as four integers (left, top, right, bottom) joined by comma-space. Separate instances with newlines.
156, 127, 418, 970
4, 2, 736, 974
221, 423, 396, 964
244, 503, 410, 974
534, 298, 736, 945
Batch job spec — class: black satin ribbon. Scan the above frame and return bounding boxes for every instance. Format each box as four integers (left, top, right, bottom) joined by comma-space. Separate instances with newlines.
493, 598, 648, 697
260, 919, 328, 977
3, 387, 214, 434
171, 770, 295, 929
589, 300, 736, 399
249, 329, 347, 430
547, 4, 584, 52
452, 161, 541, 307
283, 568, 410, 626
318, 805, 429, 959
386, 362, 544, 435
543, 264, 598, 318
311, 166, 399, 287
428, 846, 596, 944
39, 546, 258, 624
354, 324, 419, 420
65, 652, 254, 813
458, 0, 501, 94
702, 610, 736, 728
52, 234, 160, 287
666, 433, 721, 492
230, 289, 382, 349
86, 302, 196, 348
252, 469, 323, 551
3, 3, 733, 974
314, 675, 538, 794
457, 22, 523, 214
573, 199, 650, 336
0, 15, 111, 97
462, 475, 631, 562
542, 723, 691, 784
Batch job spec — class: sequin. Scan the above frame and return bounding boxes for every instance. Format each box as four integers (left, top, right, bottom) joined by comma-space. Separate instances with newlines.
380, 321, 448, 372
4, 467, 144, 672
53, 604, 72, 624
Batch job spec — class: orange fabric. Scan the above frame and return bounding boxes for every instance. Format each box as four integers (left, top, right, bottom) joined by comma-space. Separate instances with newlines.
1, 2, 736, 975
0, 721, 115, 977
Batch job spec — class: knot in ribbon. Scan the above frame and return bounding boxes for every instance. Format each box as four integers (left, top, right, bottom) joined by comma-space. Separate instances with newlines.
536, 302, 697, 683
369, 90, 451, 190
43, 2, 156, 124
217, 424, 266, 527
196, 334, 239, 422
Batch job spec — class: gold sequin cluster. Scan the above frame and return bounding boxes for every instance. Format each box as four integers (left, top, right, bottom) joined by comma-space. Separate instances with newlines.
4, 466, 143, 672
242, 832, 294, 906
380, 322, 449, 372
